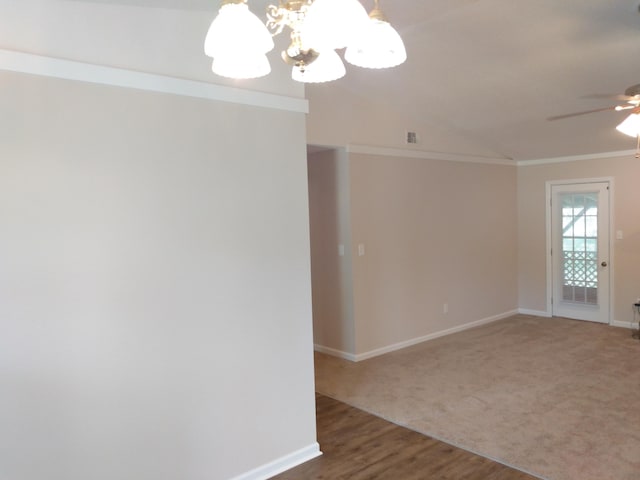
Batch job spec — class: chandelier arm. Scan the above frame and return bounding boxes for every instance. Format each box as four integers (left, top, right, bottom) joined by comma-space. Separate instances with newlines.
369, 0, 386, 21
266, 4, 286, 35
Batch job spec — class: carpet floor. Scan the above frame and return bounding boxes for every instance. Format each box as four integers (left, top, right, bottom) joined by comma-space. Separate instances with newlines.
314, 315, 640, 480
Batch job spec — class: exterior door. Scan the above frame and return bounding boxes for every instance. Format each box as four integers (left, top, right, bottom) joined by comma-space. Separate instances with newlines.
551, 182, 610, 323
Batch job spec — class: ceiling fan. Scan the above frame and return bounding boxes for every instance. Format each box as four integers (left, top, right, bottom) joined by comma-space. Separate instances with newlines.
547, 83, 640, 122
548, 83, 640, 157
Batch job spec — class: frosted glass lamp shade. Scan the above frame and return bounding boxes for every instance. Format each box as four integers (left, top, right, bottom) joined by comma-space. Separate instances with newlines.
292, 49, 345, 83
616, 113, 640, 137
303, 0, 369, 50
345, 18, 407, 69
204, 2, 274, 58
212, 53, 271, 79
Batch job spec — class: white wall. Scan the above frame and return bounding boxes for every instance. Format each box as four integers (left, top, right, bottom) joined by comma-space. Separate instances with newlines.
0, 69, 317, 480
0, 0, 302, 98
0, 3, 318, 479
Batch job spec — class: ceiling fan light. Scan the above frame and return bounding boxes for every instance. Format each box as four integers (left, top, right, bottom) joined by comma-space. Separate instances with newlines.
303, 0, 369, 50
292, 49, 346, 83
616, 113, 640, 137
204, 1, 274, 59
211, 53, 271, 79
345, 18, 406, 69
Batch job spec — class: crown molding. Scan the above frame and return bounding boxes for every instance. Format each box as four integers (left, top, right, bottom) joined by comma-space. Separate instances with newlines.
346, 144, 516, 166
0, 49, 309, 114
517, 149, 637, 166
345, 144, 639, 167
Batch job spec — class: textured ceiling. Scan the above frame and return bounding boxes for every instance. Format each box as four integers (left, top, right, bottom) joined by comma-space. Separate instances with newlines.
53, 0, 640, 160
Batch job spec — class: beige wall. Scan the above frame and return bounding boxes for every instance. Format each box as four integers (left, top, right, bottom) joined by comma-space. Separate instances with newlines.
0, 71, 317, 480
308, 148, 519, 357
518, 156, 640, 324
309, 147, 640, 359
308, 148, 355, 354
350, 154, 518, 354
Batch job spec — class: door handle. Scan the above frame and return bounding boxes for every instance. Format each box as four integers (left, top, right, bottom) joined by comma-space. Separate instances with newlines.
601, 261, 608, 267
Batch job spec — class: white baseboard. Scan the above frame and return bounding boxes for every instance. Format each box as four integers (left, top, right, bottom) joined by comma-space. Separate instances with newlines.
229, 443, 322, 480
519, 310, 637, 328
611, 320, 639, 330
313, 344, 357, 362
518, 308, 551, 317
312, 310, 520, 363
315, 311, 636, 365
353, 310, 519, 362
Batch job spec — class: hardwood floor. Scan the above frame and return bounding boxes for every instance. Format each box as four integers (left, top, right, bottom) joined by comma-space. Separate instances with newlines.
273, 394, 539, 480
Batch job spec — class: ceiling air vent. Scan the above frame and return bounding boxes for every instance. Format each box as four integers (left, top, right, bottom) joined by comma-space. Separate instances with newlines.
406, 131, 418, 144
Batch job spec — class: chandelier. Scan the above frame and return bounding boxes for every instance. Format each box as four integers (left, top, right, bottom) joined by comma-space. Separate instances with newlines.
204, 0, 406, 83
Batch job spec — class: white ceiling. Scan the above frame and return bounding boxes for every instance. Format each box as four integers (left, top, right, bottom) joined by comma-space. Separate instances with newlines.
49, 0, 640, 160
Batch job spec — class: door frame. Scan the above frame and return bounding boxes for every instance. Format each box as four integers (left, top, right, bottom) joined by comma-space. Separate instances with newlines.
545, 177, 614, 324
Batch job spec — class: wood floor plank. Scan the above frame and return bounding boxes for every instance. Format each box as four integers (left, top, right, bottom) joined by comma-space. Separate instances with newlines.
272, 394, 539, 480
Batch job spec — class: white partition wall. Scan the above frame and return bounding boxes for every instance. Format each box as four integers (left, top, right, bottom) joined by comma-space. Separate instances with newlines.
0, 43, 317, 480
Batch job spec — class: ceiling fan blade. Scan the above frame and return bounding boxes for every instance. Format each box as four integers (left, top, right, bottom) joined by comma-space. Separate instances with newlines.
547, 106, 621, 121
581, 94, 635, 101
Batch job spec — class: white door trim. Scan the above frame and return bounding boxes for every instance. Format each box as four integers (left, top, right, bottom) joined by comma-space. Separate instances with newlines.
545, 177, 615, 324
